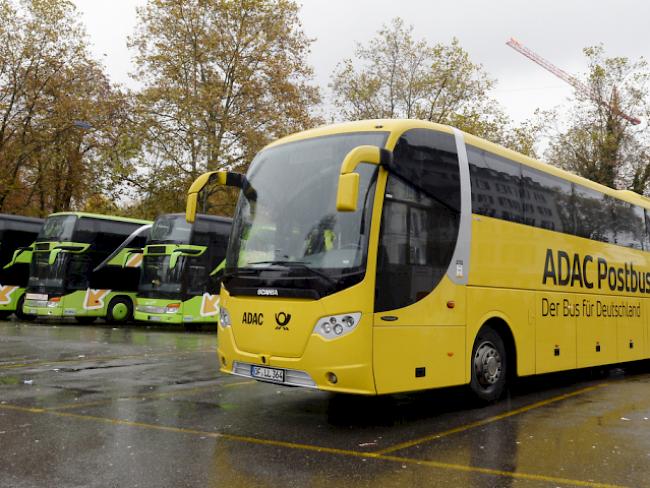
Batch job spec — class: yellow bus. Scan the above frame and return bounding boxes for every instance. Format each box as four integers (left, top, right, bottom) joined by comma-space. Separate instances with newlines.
186, 119, 650, 400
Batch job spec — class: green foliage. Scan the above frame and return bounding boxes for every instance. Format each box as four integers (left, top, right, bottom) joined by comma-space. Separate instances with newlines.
127, 0, 322, 217
0, 0, 137, 216
329, 17, 541, 155
545, 45, 650, 193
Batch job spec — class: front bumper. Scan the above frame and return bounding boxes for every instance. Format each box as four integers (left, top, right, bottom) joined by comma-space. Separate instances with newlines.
217, 319, 376, 395
134, 306, 184, 324
135, 295, 219, 325
24, 300, 66, 317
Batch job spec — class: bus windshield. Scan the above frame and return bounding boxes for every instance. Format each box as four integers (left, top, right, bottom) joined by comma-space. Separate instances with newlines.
37, 215, 77, 242
27, 252, 92, 293
139, 255, 185, 298
149, 215, 192, 243
225, 131, 387, 297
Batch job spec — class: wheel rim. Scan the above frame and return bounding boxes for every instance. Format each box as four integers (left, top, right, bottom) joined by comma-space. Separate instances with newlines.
112, 302, 129, 321
474, 340, 502, 388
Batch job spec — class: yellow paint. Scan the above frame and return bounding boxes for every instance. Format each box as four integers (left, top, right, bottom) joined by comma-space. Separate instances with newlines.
50, 380, 255, 411
0, 384, 624, 488
188, 118, 650, 395
377, 383, 606, 454
0, 350, 214, 370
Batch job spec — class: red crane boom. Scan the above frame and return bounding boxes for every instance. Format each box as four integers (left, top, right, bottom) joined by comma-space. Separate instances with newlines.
506, 37, 641, 125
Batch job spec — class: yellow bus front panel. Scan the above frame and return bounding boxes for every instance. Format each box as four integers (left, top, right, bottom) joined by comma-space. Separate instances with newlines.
218, 283, 377, 394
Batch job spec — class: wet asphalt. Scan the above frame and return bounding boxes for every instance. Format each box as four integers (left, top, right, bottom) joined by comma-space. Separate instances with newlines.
1, 320, 650, 488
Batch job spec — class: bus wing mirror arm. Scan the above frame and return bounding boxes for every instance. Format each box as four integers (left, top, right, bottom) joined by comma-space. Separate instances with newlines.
186, 170, 256, 223
336, 146, 392, 212
92, 224, 152, 273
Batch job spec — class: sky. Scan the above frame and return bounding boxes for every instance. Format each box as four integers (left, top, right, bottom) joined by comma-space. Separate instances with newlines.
71, 0, 650, 125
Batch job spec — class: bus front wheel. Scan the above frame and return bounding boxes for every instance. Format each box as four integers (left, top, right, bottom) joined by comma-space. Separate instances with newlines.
470, 327, 507, 402
107, 297, 133, 324
15, 295, 36, 322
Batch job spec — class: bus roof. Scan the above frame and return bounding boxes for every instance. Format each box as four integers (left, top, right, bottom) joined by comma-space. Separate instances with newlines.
0, 214, 44, 233
0, 214, 44, 225
48, 212, 151, 225
161, 213, 232, 225
264, 118, 650, 210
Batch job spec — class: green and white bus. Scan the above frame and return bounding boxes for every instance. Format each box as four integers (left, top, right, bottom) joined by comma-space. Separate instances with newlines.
135, 213, 231, 328
24, 212, 151, 323
0, 214, 44, 320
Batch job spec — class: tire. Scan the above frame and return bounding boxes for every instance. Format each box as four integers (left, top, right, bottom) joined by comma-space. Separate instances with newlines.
75, 316, 97, 325
0, 310, 12, 320
106, 297, 133, 324
15, 294, 36, 322
470, 327, 507, 402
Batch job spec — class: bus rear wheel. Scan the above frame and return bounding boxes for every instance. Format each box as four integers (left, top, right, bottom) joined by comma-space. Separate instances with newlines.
470, 327, 507, 402
0, 310, 12, 320
107, 297, 133, 324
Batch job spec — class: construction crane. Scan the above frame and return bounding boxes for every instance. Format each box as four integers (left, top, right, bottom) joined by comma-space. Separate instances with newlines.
506, 37, 641, 125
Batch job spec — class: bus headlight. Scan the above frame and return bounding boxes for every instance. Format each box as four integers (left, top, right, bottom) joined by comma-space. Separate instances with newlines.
313, 312, 361, 340
219, 306, 232, 327
165, 303, 181, 314
47, 297, 61, 308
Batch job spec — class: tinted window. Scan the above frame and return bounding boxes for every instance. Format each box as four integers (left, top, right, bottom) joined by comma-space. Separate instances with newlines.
468, 147, 523, 223
376, 129, 460, 312
387, 129, 460, 212
74, 218, 144, 253
573, 185, 610, 242
522, 167, 574, 233
610, 200, 644, 249
466, 147, 647, 250
150, 215, 192, 243
38, 215, 76, 242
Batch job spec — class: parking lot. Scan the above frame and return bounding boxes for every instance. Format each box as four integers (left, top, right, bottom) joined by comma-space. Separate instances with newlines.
1, 320, 650, 488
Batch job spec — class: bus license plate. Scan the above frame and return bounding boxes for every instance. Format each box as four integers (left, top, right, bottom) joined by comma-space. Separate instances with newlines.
251, 365, 285, 383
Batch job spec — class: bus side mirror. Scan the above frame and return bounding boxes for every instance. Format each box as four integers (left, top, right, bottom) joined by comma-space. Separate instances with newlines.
335, 146, 392, 212
336, 173, 360, 212
186, 170, 256, 223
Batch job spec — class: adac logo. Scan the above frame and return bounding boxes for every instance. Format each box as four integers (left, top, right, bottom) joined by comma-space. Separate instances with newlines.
274, 312, 291, 330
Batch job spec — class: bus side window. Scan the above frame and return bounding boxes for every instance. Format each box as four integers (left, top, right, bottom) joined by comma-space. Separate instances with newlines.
375, 129, 460, 312
468, 146, 523, 223
611, 200, 644, 249
644, 210, 650, 251
573, 185, 610, 243
521, 167, 574, 233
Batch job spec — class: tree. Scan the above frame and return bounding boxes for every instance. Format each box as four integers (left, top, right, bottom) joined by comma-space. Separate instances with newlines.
329, 17, 539, 154
0, 0, 135, 216
128, 0, 322, 217
545, 45, 650, 193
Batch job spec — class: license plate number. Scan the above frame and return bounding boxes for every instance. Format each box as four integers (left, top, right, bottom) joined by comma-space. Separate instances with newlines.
26, 293, 47, 301
251, 365, 285, 383
149, 316, 162, 321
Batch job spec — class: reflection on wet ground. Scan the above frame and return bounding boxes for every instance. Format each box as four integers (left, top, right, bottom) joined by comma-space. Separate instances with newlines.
1, 320, 649, 487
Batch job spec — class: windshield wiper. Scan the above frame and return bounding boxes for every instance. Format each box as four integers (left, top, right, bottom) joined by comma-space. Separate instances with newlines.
247, 260, 338, 288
